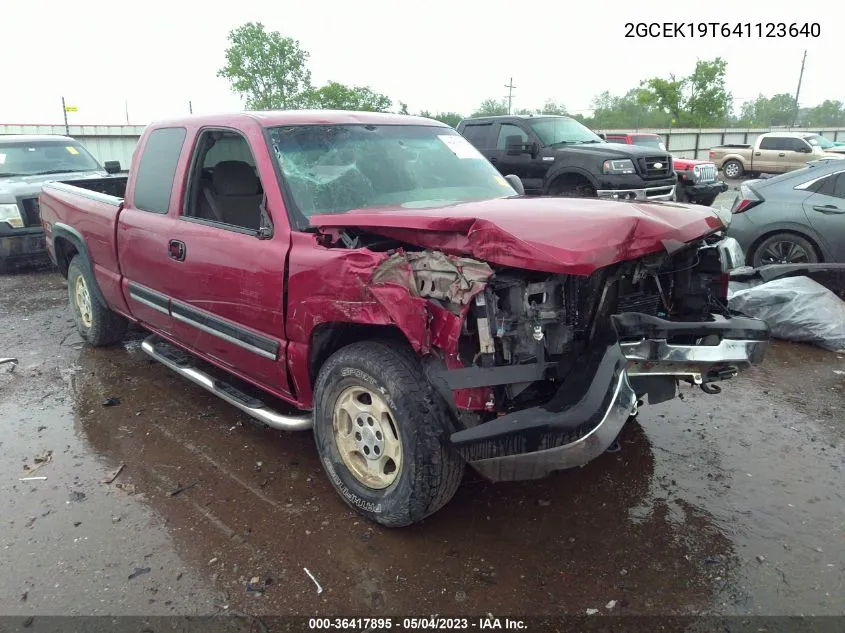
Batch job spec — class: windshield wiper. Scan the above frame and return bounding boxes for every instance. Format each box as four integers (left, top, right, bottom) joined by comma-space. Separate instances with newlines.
573, 140, 602, 144
0, 173, 27, 177
32, 169, 92, 175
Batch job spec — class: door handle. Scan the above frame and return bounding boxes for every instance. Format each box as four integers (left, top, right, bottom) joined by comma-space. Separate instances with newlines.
168, 240, 186, 261
754, 152, 761, 156
812, 204, 845, 214
778, 153, 785, 157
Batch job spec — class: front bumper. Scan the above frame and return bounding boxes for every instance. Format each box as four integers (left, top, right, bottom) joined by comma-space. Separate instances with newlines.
450, 313, 769, 482
0, 229, 48, 266
686, 180, 729, 199
597, 184, 676, 202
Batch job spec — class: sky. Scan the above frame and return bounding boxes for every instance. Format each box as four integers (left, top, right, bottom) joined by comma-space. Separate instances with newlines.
2, 0, 842, 126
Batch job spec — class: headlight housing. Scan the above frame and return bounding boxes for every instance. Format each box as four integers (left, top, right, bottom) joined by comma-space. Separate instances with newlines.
0, 203, 24, 228
602, 159, 636, 175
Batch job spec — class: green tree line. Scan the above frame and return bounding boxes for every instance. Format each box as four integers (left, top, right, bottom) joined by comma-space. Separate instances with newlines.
218, 25, 845, 129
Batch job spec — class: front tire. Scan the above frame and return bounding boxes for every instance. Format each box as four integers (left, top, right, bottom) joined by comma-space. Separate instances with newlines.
675, 181, 689, 203
67, 255, 128, 346
313, 341, 464, 527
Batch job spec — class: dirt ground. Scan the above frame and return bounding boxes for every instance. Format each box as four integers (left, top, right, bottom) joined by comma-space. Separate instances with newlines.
1, 253, 843, 617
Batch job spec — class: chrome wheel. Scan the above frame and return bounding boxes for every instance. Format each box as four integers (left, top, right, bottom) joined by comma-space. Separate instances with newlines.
74, 275, 93, 328
332, 386, 402, 489
724, 163, 740, 178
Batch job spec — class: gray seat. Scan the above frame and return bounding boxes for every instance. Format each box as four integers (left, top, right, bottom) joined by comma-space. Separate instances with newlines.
199, 160, 263, 229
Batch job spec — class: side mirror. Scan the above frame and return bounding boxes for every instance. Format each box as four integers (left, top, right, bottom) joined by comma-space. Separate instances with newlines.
799, 146, 812, 153
504, 174, 525, 195
597, 133, 607, 141
505, 135, 528, 156
104, 160, 122, 174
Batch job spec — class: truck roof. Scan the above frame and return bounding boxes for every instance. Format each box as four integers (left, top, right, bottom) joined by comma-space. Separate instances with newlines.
149, 110, 449, 129
460, 115, 569, 123
0, 134, 77, 143
760, 131, 819, 139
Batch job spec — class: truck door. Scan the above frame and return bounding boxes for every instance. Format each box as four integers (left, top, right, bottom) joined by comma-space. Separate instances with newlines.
784, 137, 814, 171
802, 170, 845, 261
117, 126, 189, 337
487, 122, 546, 194
160, 126, 294, 398
753, 136, 782, 174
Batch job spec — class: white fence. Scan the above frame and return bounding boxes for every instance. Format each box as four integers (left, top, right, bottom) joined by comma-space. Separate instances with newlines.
598, 127, 845, 160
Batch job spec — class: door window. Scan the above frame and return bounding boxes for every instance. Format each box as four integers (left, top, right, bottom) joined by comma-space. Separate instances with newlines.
461, 123, 495, 149
182, 130, 266, 233
784, 138, 811, 152
758, 137, 785, 150
496, 124, 529, 150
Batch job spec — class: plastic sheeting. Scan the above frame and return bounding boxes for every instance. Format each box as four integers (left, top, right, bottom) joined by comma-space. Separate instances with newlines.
728, 276, 845, 353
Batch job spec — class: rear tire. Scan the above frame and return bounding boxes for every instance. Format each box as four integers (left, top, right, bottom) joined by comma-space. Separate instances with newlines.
750, 233, 820, 267
67, 255, 128, 346
312, 341, 464, 527
722, 160, 743, 179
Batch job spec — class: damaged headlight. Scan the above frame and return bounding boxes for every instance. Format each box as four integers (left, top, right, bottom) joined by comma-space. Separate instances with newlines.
602, 159, 636, 175
0, 203, 24, 228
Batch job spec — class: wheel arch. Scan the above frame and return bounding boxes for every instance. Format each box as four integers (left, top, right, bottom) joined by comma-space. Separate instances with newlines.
52, 223, 109, 308
746, 227, 826, 265
544, 167, 598, 194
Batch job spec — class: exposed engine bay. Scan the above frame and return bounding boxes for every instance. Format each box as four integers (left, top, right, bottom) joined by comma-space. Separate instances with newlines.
320, 227, 740, 418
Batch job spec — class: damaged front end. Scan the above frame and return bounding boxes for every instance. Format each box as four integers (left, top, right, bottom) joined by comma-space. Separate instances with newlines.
335, 228, 770, 483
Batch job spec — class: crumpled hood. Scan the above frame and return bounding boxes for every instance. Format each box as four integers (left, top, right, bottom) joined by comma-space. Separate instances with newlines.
0, 170, 106, 201
310, 197, 725, 276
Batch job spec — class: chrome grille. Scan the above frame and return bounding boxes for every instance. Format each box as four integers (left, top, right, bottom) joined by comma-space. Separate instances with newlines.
698, 164, 717, 183
637, 156, 672, 179
19, 198, 41, 227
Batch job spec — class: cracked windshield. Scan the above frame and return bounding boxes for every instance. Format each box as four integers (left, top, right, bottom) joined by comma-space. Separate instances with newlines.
267, 125, 515, 216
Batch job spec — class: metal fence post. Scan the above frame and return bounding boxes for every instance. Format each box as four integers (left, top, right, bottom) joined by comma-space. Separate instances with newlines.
694, 133, 700, 159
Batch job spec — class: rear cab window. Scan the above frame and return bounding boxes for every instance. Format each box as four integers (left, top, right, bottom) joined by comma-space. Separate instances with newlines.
460, 123, 496, 149
132, 127, 187, 214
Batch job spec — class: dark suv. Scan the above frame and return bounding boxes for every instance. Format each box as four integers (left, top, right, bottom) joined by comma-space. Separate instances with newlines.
456, 115, 676, 201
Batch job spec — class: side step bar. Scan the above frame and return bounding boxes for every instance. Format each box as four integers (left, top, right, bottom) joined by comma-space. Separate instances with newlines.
141, 335, 312, 431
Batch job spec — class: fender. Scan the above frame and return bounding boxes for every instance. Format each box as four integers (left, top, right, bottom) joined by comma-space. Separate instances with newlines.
543, 166, 599, 193
51, 222, 109, 308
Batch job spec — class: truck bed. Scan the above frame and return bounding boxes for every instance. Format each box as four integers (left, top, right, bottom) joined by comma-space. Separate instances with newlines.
39, 177, 130, 317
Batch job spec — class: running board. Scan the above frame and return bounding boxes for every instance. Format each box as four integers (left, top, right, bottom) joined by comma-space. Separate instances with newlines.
141, 335, 312, 431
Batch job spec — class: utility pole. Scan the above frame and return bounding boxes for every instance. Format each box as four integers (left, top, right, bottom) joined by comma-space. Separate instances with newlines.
793, 49, 807, 127
189, 101, 193, 115
61, 96, 70, 136
124, 99, 130, 125
504, 78, 516, 114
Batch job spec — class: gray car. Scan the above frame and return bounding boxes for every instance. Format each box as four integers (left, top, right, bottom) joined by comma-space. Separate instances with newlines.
726, 159, 845, 267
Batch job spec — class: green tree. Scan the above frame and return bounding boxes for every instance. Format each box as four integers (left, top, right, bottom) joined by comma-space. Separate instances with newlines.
588, 89, 669, 129
471, 98, 508, 117
306, 81, 392, 112
217, 22, 312, 110
539, 99, 567, 115
398, 102, 409, 115
803, 100, 845, 127
737, 93, 798, 127
417, 111, 463, 128
639, 58, 731, 126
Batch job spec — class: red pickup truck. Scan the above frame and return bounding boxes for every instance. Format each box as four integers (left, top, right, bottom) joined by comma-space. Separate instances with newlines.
38, 111, 769, 527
